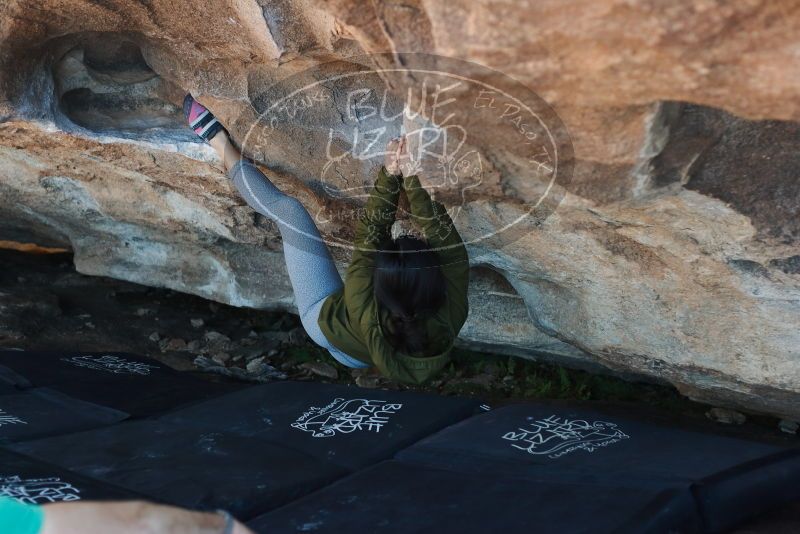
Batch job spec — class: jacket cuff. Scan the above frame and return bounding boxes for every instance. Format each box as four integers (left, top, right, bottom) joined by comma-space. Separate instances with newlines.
376, 166, 402, 194
381, 165, 403, 179
402, 173, 422, 189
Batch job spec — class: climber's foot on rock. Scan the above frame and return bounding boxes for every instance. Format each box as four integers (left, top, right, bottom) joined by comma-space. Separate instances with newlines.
183, 94, 241, 171
183, 94, 224, 142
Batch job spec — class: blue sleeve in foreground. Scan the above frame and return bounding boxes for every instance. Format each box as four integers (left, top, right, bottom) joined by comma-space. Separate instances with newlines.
0, 497, 44, 534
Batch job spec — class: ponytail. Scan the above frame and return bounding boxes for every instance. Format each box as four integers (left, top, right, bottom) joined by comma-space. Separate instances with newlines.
373, 236, 447, 355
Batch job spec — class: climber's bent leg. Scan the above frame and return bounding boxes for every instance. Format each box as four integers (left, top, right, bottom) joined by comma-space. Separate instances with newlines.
228, 160, 369, 369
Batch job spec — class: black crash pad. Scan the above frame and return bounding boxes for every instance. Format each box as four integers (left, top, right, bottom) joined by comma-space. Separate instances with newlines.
9, 382, 481, 518
10, 419, 346, 519
0, 381, 19, 395
247, 460, 702, 534
394, 403, 800, 533
0, 448, 140, 504
0, 388, 128, 442
158, 381, 483, 470
0, 351, 242, 417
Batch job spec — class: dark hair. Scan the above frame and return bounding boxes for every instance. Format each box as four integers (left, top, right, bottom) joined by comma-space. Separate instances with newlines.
373, 236, 447, 355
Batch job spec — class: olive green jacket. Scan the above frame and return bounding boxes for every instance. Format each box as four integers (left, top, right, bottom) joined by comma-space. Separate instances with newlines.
317, 167, 470, 384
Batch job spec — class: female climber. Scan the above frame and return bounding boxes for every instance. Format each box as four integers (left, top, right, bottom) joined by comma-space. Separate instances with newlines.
183, 95, 469, 384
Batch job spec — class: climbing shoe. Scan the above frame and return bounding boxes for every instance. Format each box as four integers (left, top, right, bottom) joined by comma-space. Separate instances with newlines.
183, 94, 223, 141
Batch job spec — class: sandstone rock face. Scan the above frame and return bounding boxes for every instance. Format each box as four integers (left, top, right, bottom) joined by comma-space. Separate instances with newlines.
0, 1, 798, 417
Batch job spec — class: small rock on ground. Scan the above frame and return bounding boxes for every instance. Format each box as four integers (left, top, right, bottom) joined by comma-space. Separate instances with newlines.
160, 337, 187, 352
355, 374, 381, 389
706, 407, 747, 425
194, 355, 286, 382
779, 419, 799, 435
300, 361, 339, 380
212, 352, 231, 365
203, 331, 230, 343
246, 357, 266, 374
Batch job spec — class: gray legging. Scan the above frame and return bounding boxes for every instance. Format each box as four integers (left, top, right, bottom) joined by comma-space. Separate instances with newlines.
228, 160, 369, 369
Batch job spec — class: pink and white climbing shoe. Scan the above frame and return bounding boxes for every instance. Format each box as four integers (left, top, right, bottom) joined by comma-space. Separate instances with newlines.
183, 94, 223, 141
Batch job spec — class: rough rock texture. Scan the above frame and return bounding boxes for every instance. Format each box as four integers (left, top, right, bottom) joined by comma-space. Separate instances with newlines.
0, 0, 798, 417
